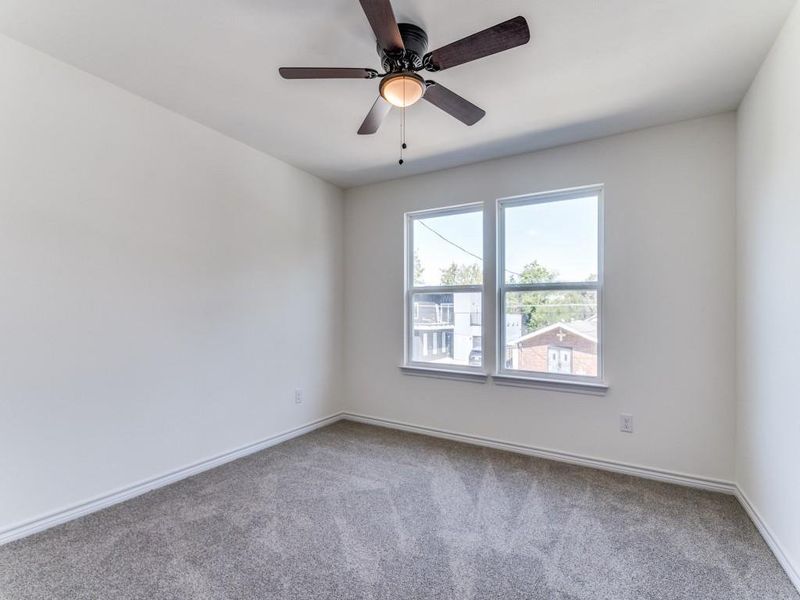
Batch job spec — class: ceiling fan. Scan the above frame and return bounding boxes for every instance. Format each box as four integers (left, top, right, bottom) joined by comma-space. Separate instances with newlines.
279, 0, 530, 135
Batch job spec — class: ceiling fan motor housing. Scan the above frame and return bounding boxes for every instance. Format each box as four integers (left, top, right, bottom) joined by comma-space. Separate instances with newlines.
378, 23, 429, 72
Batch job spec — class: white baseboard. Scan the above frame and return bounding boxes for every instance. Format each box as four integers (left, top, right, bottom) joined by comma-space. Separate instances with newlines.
341, 412, 737, 494
0, 412, 343, 546
735, 487, 800, 593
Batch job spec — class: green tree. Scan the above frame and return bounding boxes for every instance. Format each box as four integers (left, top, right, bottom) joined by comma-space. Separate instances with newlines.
513, 260, 557, 284
510, 261, 595, 332
439, 262, 482, 285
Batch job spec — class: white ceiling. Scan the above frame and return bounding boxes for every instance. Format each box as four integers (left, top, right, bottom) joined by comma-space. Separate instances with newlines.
0, 0, 794, 188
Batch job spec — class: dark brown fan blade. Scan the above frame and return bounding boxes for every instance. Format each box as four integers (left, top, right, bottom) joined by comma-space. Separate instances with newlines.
424, 16, 530, 71
358, 97, 392, 134
358, 0, 404, 53
423, 81, 485, 126
279, 67, 379, 79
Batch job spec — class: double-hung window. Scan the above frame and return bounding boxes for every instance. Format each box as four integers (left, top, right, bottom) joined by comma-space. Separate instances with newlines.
404, 185, 603, 388
497, 186, 603, 384
405, 204, 484, 371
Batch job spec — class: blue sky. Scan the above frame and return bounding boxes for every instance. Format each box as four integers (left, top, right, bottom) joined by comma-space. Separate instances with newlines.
413, 195, 598, 286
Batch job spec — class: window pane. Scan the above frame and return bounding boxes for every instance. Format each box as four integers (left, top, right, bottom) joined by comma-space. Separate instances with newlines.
504, 194, 598, 284
503, 290, 598, 377
413, 210, 482, 287
411, 292, 482, 367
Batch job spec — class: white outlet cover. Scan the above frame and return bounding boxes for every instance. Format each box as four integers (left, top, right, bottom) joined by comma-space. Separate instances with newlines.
294, 389, 303, 404
620, 414, 634, 433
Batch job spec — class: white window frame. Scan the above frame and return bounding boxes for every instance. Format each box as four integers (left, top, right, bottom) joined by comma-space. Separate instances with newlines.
404, 203, 485, 375
496, 185, 605, 386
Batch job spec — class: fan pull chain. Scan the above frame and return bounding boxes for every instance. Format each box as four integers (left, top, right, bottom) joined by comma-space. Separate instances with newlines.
399, 106, 406, 165
399, 83, 407, 165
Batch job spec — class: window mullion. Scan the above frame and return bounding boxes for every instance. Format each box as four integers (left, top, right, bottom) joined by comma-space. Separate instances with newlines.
411, 284, 483, 295
502, 281, 599, 293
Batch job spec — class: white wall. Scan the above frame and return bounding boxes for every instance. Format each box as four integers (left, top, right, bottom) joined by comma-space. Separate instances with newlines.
736, 1, 800, 585
344, 113, 737, 482
0, 35, 344, 533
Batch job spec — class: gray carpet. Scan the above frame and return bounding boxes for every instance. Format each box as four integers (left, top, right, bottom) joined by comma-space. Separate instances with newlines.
0, 421, 796, 600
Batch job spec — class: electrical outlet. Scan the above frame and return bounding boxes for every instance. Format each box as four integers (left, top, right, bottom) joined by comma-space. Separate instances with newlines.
294, 389, 303, 404
620, 414, 634, 434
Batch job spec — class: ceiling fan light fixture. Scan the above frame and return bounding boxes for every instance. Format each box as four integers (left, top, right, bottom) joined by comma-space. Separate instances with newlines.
379, 73, 425, 108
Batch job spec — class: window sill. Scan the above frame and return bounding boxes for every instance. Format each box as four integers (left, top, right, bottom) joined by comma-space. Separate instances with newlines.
492, 374, 609, 396
399, 365, 488, 383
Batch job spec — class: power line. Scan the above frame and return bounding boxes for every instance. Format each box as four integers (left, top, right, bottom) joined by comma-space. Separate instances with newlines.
417, 220, 482, 262
417, 220, 523, 278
